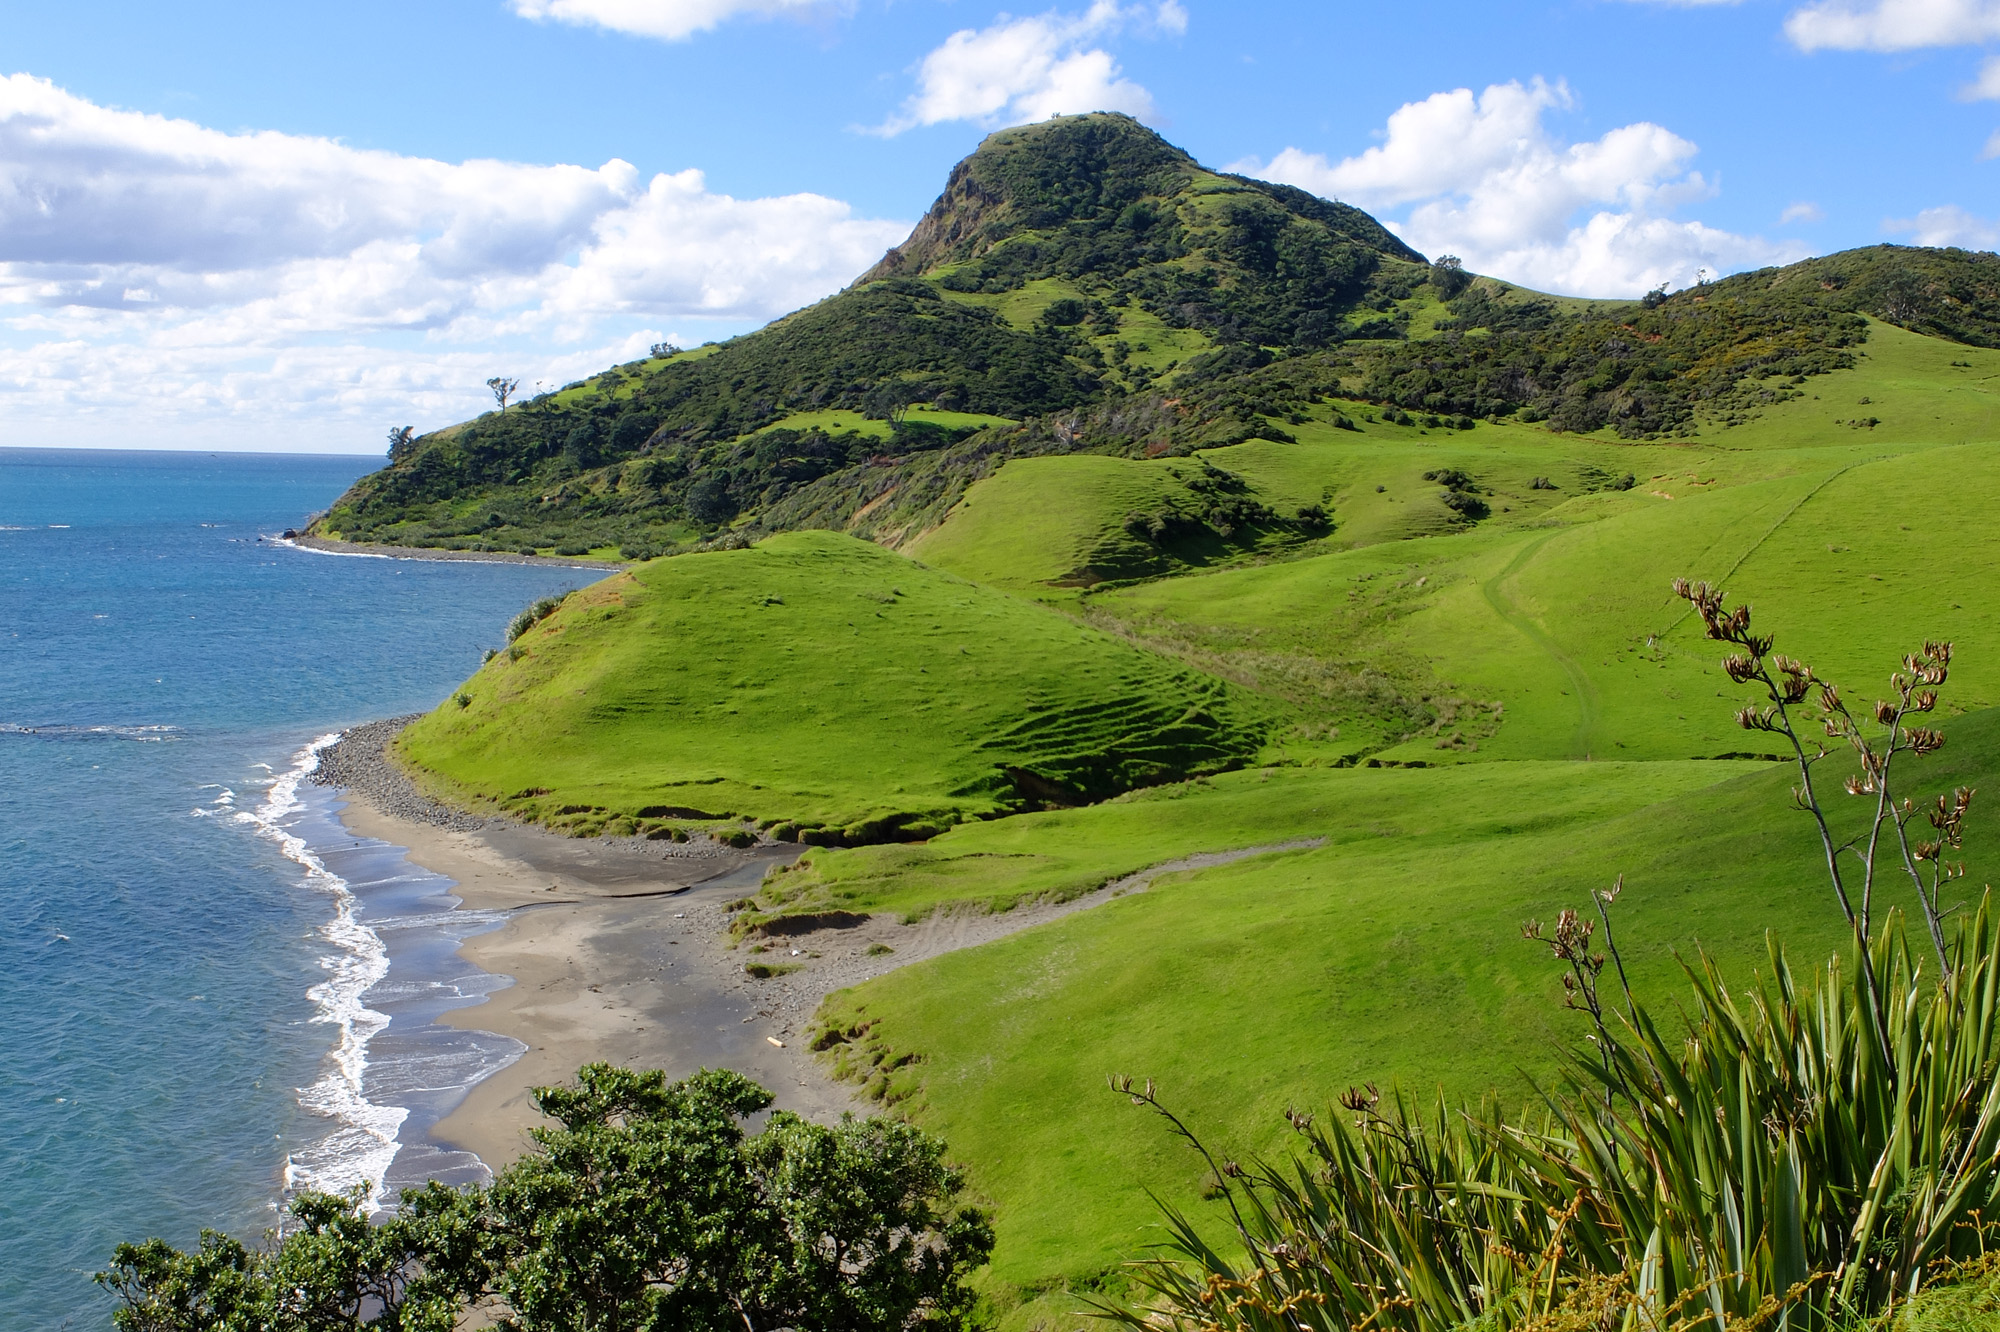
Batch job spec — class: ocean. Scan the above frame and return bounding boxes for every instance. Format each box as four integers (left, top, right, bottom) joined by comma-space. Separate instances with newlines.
0, 448, 595, 1327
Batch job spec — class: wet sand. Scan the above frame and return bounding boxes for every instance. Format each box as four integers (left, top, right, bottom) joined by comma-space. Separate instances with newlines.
334, 798, 849, 1168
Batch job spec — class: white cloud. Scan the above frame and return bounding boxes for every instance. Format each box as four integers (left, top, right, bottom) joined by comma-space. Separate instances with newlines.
1784, 0, 2000, 51
1885, 203, 2000, 245
1780, 201, 1826, 223
1964, 53, 2000, 96
1233, 79, 1807, 298
0, 74, 908, 451
877, 1, 1181, 135
509, 0, 836, 41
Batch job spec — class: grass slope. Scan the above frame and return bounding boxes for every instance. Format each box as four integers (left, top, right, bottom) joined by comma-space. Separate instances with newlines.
1049, 320, 2000, 760
398, 531, 1297, 840
382, 296, 2000, 1322
809, 709, 2000, 1304
905, 454, 1322, 595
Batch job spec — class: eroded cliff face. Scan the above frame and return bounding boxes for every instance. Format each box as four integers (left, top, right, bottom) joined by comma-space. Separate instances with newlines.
855, 158, 1009, 285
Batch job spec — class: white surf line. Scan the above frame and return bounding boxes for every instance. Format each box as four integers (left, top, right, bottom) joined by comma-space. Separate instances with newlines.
235, 734, 406, 1210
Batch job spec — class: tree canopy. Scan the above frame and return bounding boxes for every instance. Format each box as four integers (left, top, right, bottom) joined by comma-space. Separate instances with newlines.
99, 1065, 993, 1332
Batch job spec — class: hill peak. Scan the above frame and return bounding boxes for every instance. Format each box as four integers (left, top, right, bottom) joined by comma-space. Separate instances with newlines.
858, 112, 1420, 286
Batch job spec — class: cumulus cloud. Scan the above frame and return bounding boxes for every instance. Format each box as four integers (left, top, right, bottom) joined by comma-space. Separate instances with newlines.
1784, 0, 2000, 51
0, 74, 907, 450
1885, 203, 2000, 245
509, 0, 836, 41
1233, 79, 1806, 299
1781, 201, 1826, 223
876, 1, 1183, 135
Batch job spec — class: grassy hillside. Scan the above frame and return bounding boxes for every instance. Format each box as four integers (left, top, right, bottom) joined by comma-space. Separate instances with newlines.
397, 531, 1301, 842
311, 105, 2000, 568
337, 102, 2000, 1332
312, 113, 1433, 558
1086, 321, 2000, 764
904, 453, 1328, 593
804, 708, 2000, 1296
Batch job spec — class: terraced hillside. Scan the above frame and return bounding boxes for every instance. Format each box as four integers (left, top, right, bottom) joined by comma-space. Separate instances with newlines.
400, 531, 1297, 841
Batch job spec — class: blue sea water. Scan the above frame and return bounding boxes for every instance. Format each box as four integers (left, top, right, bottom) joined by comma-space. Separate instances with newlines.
0, 449, 594, 1328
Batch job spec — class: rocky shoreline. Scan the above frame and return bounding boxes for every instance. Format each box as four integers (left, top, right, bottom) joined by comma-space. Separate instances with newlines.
311, 719, 737, 860
282, 534, 624, 570
310, 717, 495, 832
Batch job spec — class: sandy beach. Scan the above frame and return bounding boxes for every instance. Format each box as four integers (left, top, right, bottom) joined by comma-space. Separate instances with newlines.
317, 721, 1324, 1173
332, 795, 849, 1167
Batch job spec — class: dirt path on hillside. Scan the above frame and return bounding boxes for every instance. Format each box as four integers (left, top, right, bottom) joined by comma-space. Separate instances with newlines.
1483, 529, 1601, 759
738, 836, 1330, 1042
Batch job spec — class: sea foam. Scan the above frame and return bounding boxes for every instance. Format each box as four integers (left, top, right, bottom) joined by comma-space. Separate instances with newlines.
240, 736, 406, 1209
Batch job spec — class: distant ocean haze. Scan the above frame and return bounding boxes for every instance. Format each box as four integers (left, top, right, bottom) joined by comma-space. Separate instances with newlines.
0, 448, 589, 1327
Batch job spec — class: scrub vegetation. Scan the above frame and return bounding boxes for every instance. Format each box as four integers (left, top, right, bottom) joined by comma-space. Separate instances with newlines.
163, 111, 2000, 1328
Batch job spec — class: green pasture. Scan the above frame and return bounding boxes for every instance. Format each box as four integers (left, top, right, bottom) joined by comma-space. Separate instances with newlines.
398, 530, 1296, 838
1096, 439, 2000, 764
755, 405, 1017, 440
906, 454, 1317, 595
935, 275, 1089, 329
813, 708, 2000, 1305
1090, 303, 1212, 377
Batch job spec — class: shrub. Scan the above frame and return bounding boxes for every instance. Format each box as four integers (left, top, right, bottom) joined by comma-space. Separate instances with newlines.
506, 593, 570, 643
1429, 255, 1472, 300
1422, 467, 1475, 490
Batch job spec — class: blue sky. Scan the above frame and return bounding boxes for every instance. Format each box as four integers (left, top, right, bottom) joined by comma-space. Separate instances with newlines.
3, 0, 1997, 452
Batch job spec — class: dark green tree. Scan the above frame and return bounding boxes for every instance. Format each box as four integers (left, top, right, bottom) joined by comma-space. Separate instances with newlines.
99, 1066, 992, 1332
1428, 254, 1472, 299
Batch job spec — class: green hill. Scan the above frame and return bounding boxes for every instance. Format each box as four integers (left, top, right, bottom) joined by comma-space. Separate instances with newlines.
351, 111, 2000, 1329
311, 113, 2000, 568
312, 113, 1432, 558
398, 530, 1298, 842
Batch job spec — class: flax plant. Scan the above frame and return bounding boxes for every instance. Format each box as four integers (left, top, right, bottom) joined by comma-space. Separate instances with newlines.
1670, 579, 1965, 970
1106, 591, 2000, 1332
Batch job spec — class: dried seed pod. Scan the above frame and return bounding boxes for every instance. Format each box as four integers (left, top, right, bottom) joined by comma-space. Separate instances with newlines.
1906, 727, 1945, 756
